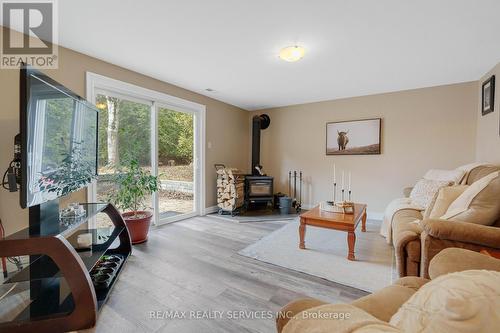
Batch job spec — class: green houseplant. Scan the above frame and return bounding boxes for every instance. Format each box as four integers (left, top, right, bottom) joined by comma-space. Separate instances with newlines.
110, 159, 159, 244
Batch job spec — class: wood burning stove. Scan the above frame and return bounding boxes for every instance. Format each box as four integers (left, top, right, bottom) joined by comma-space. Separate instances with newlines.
245, 176, 273, 208
246, 177, 273, 197
245, 114, 273, 209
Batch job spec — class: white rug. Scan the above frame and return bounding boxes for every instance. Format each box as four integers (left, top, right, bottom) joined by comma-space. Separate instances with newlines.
238, 219, 396, 292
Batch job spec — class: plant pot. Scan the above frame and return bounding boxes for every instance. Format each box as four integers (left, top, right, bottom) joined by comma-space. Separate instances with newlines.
122, 211, 153, 244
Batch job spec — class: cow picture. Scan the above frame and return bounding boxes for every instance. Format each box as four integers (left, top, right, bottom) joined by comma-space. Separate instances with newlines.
326, 118, 381, 155
337, 131, 349, 150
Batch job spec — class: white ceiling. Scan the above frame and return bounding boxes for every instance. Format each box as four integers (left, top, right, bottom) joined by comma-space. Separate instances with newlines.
55, 0, 500, 110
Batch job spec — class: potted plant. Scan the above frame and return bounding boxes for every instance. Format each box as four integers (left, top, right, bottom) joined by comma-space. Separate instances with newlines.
109, 159, 159, 244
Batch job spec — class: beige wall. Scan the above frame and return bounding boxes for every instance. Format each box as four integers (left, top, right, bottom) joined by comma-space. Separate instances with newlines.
0, 27, 249, 235
476, 62, 500, 163
251, 82, 478, 215
0, 26, 491, 235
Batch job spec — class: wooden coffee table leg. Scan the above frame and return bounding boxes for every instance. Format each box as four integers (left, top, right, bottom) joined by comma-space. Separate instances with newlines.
299, 218, 306, 249
361, 210, 367, 232
347, 231, 356, 260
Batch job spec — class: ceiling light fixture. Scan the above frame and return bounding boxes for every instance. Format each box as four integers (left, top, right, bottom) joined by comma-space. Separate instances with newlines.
279, 45, 305, 62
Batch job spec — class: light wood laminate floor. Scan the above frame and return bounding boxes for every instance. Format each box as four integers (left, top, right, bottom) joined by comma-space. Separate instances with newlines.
82, 216, 368, 333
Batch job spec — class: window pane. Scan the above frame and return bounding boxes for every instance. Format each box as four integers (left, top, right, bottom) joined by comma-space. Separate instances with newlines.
96, 94, 151, 227
157, 107, 194, 219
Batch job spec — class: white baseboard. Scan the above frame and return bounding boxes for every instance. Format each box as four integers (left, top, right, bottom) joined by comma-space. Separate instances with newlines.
203, 205, 218, 215
203, 204, 383, 221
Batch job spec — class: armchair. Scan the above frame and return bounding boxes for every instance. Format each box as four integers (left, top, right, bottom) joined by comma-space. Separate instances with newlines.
277, 248, 500, 333
419, 218, 500, 278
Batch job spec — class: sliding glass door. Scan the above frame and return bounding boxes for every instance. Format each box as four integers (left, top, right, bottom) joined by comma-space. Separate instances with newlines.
88, 79, 203, 226
155, 107, 195, 220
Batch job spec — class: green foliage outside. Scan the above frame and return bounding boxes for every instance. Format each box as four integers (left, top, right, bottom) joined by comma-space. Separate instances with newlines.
108, 159, 159, 215
97, 95, 194, 169
157, 108, 194, 165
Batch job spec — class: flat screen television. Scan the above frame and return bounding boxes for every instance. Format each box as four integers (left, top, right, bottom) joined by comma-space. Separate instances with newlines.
20, 66, 98, 208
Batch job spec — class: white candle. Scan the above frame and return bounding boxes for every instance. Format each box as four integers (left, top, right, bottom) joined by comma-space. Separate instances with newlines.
349, 172, 352, 191
333, 164, 336, 183
342, 171, 345, 190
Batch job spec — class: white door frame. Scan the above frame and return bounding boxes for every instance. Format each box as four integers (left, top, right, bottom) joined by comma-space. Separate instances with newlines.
85, 72, 206, 225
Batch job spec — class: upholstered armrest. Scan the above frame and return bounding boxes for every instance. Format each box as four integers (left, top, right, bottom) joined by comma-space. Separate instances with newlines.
420, 219, 500, 248
428, 248, 500, 279
277, 298, 327, 333
351, 277, 428, 322
282, 303, 401, 333
402, 187, 413, 198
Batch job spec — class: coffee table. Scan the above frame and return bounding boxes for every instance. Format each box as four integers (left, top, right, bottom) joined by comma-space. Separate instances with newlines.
299, 203, 367, 260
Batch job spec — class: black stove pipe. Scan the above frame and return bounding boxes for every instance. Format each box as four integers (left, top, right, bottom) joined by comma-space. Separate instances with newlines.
251, 114, 270, 175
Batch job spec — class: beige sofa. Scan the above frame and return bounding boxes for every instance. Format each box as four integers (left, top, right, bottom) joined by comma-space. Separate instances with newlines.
394, 165, 500, 278
277, 248, 500, 333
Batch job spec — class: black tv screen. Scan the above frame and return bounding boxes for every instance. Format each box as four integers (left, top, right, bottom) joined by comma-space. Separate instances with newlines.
20, 66, 98, 208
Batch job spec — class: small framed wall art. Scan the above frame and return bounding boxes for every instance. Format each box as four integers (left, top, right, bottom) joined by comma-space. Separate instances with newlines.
482, 75, 495, 116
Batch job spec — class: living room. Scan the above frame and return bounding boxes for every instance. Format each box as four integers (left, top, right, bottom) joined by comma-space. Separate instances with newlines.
0, 1, 500, 332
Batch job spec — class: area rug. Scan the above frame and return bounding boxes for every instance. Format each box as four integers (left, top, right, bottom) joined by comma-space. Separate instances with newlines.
238, 219, 396, 292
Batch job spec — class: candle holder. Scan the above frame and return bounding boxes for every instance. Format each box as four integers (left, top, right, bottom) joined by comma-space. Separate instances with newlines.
333, 182, 337, 204
341, 189, 345, 202
348, 190, 352, 202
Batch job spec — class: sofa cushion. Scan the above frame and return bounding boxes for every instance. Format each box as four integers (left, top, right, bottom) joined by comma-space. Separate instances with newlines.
389, 270, 500, 333
423, 185, 468, 220
424, 169, 465, 184
465, 165, 500, 184
442, 172, 500, 225
410, 179, 452, 209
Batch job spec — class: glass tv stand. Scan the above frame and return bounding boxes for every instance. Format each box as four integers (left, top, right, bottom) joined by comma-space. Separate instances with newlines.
0, 203, 132, 332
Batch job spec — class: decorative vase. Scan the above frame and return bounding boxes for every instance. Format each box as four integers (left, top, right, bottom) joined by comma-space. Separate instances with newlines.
121, 210, 153, 244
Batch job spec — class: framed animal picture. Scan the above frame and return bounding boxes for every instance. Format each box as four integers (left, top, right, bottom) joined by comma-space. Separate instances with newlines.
326, 118, 381, 155
482, 75, 495, 116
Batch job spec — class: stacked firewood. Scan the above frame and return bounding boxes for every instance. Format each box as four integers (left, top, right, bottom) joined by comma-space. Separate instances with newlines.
216, 167, 245, 212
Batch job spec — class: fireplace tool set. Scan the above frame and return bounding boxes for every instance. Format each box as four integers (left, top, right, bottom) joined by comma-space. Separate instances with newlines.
287, 170, 303, 213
